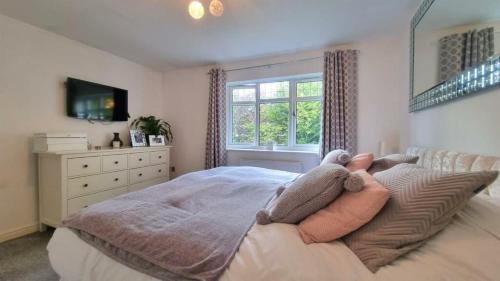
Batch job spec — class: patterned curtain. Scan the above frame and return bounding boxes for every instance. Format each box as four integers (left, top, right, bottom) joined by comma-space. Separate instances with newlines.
463, 27, 495, 69
320, 50, 359, 159
205, 68, 227, 169
438, 33, 463, 81
439, 27, 494, 81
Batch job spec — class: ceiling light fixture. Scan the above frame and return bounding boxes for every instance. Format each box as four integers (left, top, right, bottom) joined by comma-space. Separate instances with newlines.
209, 0, 224, 17
188, 1, 205, 20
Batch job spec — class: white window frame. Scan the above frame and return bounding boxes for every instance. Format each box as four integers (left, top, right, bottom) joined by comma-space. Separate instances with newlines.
227, 73, 322, 152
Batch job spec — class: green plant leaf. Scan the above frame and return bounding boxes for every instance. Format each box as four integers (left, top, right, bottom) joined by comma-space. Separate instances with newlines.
130, 115, 173, 143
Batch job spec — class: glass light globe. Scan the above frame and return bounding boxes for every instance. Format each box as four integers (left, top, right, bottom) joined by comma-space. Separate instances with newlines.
189, 1, 205, 20
209, 0, 224, 17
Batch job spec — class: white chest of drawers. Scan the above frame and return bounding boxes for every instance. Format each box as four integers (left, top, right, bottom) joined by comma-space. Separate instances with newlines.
37, 146, 172, 230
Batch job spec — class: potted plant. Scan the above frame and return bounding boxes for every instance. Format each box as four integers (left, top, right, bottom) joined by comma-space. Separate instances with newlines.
130, 116, 173, 145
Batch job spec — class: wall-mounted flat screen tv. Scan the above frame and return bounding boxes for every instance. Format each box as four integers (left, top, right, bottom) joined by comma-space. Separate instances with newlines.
66, 77, 128, 121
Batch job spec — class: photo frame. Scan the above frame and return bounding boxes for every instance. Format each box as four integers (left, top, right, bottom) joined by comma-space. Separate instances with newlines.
148, 135, 166, 146
130, 130, 147, 147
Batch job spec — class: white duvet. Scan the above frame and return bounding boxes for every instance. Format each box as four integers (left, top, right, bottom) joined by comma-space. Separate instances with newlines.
48, 194, 500, 281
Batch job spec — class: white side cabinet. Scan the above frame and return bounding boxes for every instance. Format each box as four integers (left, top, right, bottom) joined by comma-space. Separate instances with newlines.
37, 146, 172, 230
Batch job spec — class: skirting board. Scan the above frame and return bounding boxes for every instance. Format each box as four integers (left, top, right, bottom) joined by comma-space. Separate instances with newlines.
0, 223, 39, 243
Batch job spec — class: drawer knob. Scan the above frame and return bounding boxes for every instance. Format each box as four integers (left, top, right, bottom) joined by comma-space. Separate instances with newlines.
158, 156, 162, 159
114, 161, 119, 164
139, 173, 143, 177
83, 164, 89, 168
83, 184, 88, 188
114, 178, 119, 182
139, 158, 143, 161
158, 169, 162, 173
83, 205, 88, 208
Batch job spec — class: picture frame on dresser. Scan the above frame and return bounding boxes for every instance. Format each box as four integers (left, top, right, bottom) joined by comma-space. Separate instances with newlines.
36, 146, 172, 231
130, 130, 147, 147
148, 135, 166, 146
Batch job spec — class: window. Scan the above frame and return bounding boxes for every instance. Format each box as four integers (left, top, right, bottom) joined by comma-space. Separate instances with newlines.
228, 75, 322, 150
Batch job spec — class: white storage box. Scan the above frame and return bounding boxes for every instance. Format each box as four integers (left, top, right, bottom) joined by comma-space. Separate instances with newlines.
34, 133, 88, 152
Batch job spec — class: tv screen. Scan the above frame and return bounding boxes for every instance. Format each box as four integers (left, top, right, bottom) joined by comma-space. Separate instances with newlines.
66, 77, 128, 121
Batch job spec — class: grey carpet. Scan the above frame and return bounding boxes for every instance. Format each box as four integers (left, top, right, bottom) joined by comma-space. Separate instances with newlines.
0, 228, 59, 281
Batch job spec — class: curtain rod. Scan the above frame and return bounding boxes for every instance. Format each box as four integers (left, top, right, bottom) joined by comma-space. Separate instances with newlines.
207, 56, 323, 74
225, 56, 323, 72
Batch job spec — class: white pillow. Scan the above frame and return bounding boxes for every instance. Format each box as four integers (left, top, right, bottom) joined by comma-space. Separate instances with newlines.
321, 150, 352, 166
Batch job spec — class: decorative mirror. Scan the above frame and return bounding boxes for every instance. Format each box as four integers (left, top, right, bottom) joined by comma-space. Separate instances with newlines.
410, 0, 500, 112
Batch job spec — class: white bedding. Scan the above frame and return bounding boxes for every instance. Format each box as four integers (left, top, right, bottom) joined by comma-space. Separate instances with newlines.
48, 194, 500, 281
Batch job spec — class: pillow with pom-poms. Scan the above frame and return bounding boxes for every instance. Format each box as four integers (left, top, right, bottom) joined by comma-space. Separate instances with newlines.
256, 164, 364, 225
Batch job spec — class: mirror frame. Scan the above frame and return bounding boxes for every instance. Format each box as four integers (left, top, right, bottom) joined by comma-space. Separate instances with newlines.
410, 0, 500, 112
409, 0, 435, 112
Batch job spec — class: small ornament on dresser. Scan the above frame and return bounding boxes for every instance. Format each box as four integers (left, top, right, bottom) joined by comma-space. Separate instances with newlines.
110, 132, 123, 148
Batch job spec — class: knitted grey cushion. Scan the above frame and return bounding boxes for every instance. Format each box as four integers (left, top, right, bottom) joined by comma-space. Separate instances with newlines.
343, 164, 499, 272
320, 150, 352, 166
256, 164, 364, 225
367, 154, 419, 174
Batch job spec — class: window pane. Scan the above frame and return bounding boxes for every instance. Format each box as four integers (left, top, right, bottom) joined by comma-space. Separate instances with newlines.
232, 105, 256, 144
296, 101, 321, 145
259, 103, 289, 145
260, 82, 289, 99
297, 81, 322, 97
232, 88, 256, 102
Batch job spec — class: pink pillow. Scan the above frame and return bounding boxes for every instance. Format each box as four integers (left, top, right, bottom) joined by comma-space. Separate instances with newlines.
298, 170, 389, 244
346, 153, 374, 172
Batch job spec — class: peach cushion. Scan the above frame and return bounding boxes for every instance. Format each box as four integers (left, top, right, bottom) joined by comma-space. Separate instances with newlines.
346, 153, 375, 172
298, 170, 390, 244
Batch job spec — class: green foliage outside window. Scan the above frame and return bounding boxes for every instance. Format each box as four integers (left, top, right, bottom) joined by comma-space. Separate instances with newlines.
297, 81, 322, 97
296, 101, 321, 144
232, 105, 255, 144
259, 103, 289, 145
230, 80, 322, 146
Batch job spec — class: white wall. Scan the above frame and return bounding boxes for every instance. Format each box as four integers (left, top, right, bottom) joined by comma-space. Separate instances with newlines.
163, 33, 409, 176
162, 66, 211, 176
409, 87, 500, 156
0, 14, 164, 238
356, 35, 409, 156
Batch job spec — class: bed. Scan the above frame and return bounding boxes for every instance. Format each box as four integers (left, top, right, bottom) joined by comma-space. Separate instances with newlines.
47, 147, 500, 281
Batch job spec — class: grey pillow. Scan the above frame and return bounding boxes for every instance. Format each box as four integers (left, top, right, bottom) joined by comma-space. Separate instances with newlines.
320, 150, 352, 166
343, 163, 499, 272
367, 154, 419, 174
256, 164, 364, 225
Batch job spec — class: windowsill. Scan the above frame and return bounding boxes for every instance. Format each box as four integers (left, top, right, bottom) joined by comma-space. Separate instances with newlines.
227, 147, 319, 155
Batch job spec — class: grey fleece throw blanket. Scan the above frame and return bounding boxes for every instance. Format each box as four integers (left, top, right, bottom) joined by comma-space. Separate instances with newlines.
62, 166, 298, 281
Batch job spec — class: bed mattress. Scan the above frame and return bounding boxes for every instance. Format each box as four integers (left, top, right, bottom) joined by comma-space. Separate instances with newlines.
48, 194, 500, 281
